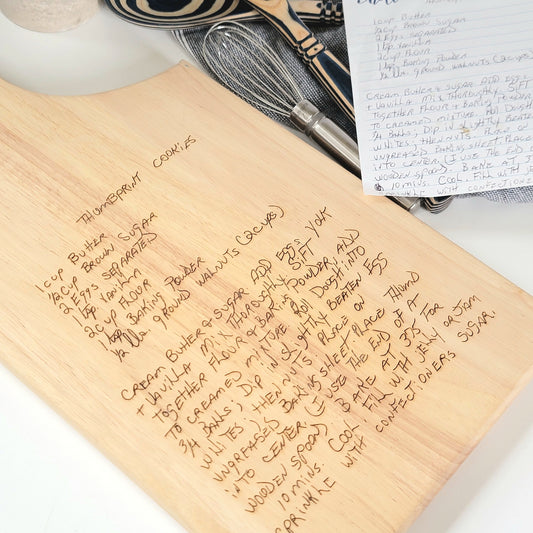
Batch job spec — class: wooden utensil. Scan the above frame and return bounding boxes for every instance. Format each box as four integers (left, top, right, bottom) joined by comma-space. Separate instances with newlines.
104, 0, 343, 29
240, 0, 354, 121
1, 63, 532, 533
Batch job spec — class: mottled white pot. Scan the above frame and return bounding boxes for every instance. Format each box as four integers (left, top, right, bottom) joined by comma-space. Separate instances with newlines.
0, 0, 99, 32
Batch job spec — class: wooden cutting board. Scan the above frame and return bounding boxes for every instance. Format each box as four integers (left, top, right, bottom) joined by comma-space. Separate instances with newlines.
1, 62, 532, 533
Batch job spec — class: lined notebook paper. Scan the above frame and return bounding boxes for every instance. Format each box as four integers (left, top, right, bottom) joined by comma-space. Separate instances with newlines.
345, 0, 533, 197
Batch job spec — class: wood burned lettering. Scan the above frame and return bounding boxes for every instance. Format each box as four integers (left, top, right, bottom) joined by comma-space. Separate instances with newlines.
304, 207, 332, 238
67, 232, 108, 271
164, 257, 205, 291
457, 310, 497, 342
250, 258, 273, 285
117, 212, 157, 243
438, 294, 498, 342
103, 216, 159, 272
276, 237, 315, 271
76, 171, 141, 225
282, 257, 342, 296
327, 420, 366, 467
152, 134, 197, 168
152, 289, 192, 330
121, 365, 167, 401
33, 193, 509, 526
193, 248, 240, 287
235, 205, 285, 246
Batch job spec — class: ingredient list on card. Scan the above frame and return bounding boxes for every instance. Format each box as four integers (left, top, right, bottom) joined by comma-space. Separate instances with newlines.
344, 0, 533, 197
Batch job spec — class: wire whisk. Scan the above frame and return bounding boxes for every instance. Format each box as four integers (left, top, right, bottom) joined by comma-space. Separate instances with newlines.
202, 22, 451, 213
204, 22, 305, 119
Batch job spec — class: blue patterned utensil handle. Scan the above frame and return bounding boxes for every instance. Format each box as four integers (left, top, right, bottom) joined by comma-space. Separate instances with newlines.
104, 0, 343, 29
241, 0, 354, 121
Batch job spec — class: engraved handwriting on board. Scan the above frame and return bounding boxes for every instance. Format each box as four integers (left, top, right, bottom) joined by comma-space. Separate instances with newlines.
35, 150, 499, 531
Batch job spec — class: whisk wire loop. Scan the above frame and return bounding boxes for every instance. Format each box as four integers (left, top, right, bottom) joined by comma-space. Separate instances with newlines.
203, 22, 304, 118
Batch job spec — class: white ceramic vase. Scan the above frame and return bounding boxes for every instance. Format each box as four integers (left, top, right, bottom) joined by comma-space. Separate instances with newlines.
0, 0, 99, 32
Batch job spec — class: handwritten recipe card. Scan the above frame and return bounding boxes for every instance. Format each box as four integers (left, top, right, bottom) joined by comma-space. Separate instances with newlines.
344, 0, 533, 197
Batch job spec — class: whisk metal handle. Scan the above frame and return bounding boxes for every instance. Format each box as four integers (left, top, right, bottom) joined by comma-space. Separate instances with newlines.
291, 101, 419, 212
291, 101, 360, 175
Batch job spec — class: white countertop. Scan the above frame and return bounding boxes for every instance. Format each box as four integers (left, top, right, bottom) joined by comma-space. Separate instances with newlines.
0, 6, 531, 533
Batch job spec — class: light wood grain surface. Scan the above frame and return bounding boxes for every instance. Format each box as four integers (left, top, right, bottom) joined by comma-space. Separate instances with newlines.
1, 62, 532, 533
